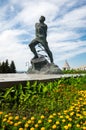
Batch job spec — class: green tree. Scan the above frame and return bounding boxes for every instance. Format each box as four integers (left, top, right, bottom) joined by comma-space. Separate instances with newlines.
5, 59, 10, 73
10, 60, 16, 73
1, 61, 5, 73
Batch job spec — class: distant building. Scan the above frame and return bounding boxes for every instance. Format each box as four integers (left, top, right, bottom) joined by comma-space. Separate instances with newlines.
77, 65, 86, 70
63, 60, 70, 70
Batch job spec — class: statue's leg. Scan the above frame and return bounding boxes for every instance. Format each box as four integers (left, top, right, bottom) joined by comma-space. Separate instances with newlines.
29, 39, 38, 58
43, 42, 53, 63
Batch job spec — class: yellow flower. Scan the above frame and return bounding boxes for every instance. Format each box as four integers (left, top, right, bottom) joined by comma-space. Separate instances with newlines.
8, 116, 13, 120
7, 120, 10, 123
30, 127, 35, 130
31, 116, 35, 121
79, 98, 83, 100
76, 124, 80, 128
84, 121, 86, 125
31, 120, 34, 124
60, 115, 64, 118
77, 101, 80, 104
25, 123, 29, 128
80, 115, 83, 119
58, 113, 61, 116
70, 112, 74, 116
52, 124, 57, 129
23, 117, 27, 120
83, 111, 86, 116
0, 111, 3, 115
62, 119, 66, 123
82, 108, 85, 111
64, 125, 69, 130
40, 115, 45, 119
19, 128, 24, 130
76, 113, 81, 117
80, 121, 83, 124
24, 128, 27, 130
2, 125, 5, 129
48, 119, 52, 123
56, 121, 60, 125
53, 113, 56, 116
4, 114, 8, 118
65, 115, 70, 119
15, 115, 19, 120
41, 127, 45, 130
76, 109, 80, 112
38, 120, 42, 124
64, 110, 68, 114
14, 123, 19, 127
68, 118, 72, 121
83, 102, 86, 105
68, 123, 72, 128
9, 121, 13, 125
70, 106, 74, 109
76, 107, 79, 110
49, 115, 53, 118
69, 108, 73, 111
27, 120, 32, 124
35, 124, 39, 128
82, 126, 86, 130
18, 121, 22, 125
73, 103, 77, 107
8, 113, 12, 116
2, 118, 7, 122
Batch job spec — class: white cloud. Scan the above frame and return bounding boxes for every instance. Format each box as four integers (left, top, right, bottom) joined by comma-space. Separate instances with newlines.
57, 47, 86, 61
58, 5, 86, 28
48, 31, 81, 43
0, 29, 32, 71
50, 40, 86, 64
12, 1, 59, 27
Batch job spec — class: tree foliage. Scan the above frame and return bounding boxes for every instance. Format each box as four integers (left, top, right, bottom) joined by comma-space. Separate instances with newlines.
0, 59, 16, 73
10, 60, 16, 73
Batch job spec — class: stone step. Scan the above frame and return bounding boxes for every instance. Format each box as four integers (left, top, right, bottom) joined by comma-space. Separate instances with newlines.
0, 73, 85, 88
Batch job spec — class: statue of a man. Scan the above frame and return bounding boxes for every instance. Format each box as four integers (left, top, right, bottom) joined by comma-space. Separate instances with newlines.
29, 16, 53, 63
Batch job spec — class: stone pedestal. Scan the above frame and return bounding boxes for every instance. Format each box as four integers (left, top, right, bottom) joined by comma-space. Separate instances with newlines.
31, 56, 48, 71
28, 56, 62, 74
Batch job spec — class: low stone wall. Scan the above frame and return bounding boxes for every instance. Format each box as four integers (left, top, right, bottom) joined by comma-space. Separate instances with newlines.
0, 81, 26, 89
0, 73, 85, 89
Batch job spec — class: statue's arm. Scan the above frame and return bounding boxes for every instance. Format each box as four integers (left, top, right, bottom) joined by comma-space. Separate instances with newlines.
35, 23, 39, 37
35, 23, 38, 28
45, 25, 48, 37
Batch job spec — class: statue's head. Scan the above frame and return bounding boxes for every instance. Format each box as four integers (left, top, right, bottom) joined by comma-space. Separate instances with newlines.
39, 16, 45, 23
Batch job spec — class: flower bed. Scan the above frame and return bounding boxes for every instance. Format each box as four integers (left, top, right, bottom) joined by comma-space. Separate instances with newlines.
0, 75, 86, 130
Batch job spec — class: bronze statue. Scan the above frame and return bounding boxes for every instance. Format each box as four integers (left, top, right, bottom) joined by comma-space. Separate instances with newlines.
29, 16, 53, 63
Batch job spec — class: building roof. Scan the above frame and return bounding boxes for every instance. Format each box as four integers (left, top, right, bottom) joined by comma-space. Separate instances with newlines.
63, 60, 70, 68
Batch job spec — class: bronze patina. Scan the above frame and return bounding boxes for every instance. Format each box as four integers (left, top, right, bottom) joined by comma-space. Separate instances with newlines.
29, 16, 53, 63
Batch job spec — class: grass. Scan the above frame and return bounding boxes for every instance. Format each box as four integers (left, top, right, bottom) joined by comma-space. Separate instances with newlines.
62, 70, 86, 74
0, 75, 86, 130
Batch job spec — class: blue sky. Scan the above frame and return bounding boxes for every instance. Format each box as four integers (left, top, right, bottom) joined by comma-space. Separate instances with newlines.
0, 0, 86, 71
